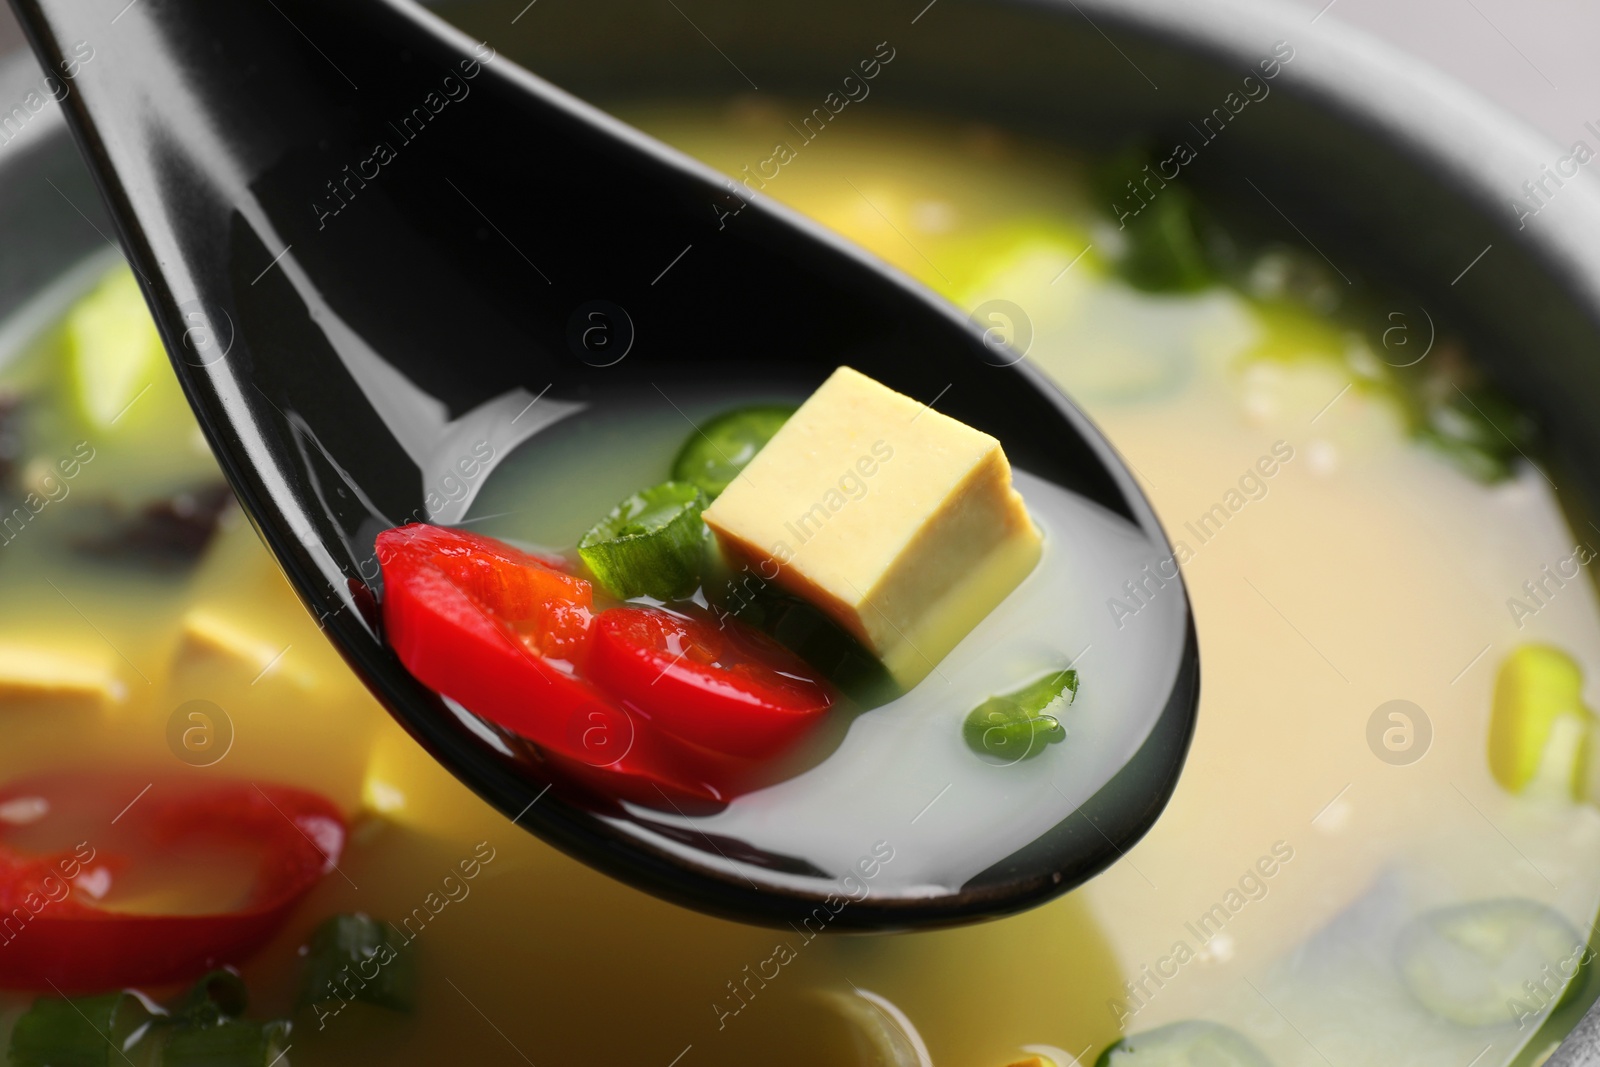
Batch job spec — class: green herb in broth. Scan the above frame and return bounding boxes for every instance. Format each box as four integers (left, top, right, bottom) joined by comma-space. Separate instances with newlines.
298, 913, 416, 1017
963, 669, 1077, 763
10, 969, 290, 1067
1092, 144, 1535, 482
1090, 147, 1227, 295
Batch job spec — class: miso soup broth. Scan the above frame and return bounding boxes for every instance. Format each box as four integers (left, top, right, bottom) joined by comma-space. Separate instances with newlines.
0, 95, 1597, 1067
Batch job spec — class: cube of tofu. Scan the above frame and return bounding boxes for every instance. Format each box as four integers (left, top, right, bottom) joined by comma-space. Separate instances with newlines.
703, 366, 1041, 687
0, 643, 124, 707
178, 608, 310, 687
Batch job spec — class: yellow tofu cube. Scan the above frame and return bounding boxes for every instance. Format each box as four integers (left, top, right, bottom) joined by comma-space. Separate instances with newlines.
177, 608, 311, 688
703, 366, 1041, 687
0, 643, 124, 707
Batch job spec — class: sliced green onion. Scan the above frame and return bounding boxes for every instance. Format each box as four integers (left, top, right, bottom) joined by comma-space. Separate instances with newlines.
1397, 898, 1587, 1027
1097, 1021, 1271, 1066
173, 968, 250, 1025
299, 912, 416, 1014
963, 669, 1077, 763
578, 481, 707, 601
1006, 670, 1079, 714
8, 968, 293, 1067
671, 404, 795, 498
8, 992, 152, 1067
162, 1019, 292, 1067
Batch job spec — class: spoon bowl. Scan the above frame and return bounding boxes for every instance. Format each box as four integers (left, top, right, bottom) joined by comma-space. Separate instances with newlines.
12, 0, 1197, 928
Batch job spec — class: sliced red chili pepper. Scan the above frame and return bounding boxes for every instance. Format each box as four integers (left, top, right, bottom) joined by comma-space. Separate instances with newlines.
588, 606, 834, 760
376, 525, 740, 805
376, 523, 591, 662
0, 774, 344, 993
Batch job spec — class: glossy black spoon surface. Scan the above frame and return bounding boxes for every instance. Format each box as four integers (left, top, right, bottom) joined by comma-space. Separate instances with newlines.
10, 0, 1198, 929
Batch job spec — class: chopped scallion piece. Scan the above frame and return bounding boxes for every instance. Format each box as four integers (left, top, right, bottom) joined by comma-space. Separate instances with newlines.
8, 965, 296, 1067
963, 669, 1077, 763
578, 481, 707, 601
8, 992, 152, 1067
299, 912, 416, 1014
162, 1019, 292, 1067
174, 968, 251, 1025
671, 405, 795, 498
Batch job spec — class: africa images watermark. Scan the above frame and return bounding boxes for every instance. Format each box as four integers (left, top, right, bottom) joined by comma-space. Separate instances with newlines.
712, 840, 897, 1031
1509, 122, 1600, 231
1510, 940, 1594, 1030
308, 839, 499, 1030
1106, 41, 1296, 228
312, 41, 499, 230
0, 40, 94, 150
776, 439, 895, 556
712, 440, 895, 628
0, 840, 100, 950
1108, 440, 1295, 629
1108, 840, 1296, 1026
1507, 541, 1597, 629
712, 40, 898, 230
0, 441, 97, 548
352, 439, 496, 583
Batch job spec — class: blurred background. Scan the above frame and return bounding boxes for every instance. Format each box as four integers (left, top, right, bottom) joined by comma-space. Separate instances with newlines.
0, 0, 1593, 149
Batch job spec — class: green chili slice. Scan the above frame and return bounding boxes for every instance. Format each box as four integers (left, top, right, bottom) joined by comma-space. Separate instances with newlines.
671, 404, 795, 498
298, 912, 416, 1014
579, 481, 707, 601
1397, 898, 1587, 1026
1096, 1021, 1272, 1066
963, 669, 1077, 763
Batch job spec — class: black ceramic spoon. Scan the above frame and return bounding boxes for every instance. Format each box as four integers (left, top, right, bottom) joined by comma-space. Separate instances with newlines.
11, 0, 1197, 929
